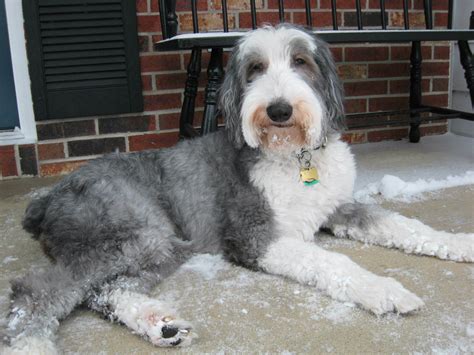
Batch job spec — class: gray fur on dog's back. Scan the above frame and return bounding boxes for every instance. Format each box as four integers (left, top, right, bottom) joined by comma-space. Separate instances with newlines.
24, 131, 248, 263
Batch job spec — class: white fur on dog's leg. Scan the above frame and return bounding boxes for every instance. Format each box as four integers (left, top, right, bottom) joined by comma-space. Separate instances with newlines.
2, 336, 59, 355
260, 237, 424, 315
109, 290, 197, 347
390, 214, 474, 262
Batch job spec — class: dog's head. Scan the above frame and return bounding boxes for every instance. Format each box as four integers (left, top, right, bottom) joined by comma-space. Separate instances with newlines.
219, 25, 345, 151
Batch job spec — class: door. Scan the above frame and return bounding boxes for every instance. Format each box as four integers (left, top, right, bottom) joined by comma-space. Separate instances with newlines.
0, 0, 20, 130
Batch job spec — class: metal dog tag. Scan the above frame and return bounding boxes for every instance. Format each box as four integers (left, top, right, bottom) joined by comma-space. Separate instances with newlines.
300, 166, 319, 186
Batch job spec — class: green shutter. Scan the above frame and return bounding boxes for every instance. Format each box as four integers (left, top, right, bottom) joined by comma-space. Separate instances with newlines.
23, 0, 143, 120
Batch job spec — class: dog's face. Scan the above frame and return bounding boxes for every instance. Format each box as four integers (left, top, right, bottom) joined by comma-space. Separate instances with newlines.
219, 25, 345, 151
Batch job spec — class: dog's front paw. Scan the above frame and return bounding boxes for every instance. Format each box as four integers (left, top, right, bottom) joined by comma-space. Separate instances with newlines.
351, 275, 424, 315
140, 314, 197, 347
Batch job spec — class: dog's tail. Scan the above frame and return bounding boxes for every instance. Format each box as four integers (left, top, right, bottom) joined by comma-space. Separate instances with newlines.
22, 194, 51, 239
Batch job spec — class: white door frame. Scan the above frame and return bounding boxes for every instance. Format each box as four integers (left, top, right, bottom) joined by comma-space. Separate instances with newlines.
0, 0, 36, 146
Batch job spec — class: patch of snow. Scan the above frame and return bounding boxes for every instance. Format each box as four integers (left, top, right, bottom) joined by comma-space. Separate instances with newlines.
353, 133, 474, 191
354, 171, 474, 203
23, 186, 51, 200
180, 254, 229, 281
2, 256, 18, 265
467, 322, 474, 337
321, 301, 355, 324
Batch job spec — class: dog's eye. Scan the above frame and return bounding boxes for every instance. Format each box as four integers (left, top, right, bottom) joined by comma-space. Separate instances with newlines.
250, 63, 264, 73
294, 57, 306, 66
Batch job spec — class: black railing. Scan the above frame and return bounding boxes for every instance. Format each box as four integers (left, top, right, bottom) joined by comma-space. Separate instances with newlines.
158, 0, 457, 40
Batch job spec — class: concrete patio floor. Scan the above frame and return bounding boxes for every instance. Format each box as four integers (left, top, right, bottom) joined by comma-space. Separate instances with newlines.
0, 135, 473, 354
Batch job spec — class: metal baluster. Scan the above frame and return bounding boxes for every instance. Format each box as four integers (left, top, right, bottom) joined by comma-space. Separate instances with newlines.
331, 0, 338, 30
409, 41, 422, 143
305, 0, 312, 28
164, 0, 178, 37
424, 0, 433, 29
222, 0, 229, 32
158, 0, 168, 39
380, 0, 386, 29
447, 0, 453, 29
278, 0, 284, 23
458, 11, 474, 106
191, 0, 199, 33
355, 0, 363, 30
180, 49, 201, 138
403, 0, 409, 29
202, 48, 224, 135
250, 0, 257, 29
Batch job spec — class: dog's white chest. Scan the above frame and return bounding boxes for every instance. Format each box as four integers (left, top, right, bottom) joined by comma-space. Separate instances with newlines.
249, 139, 356, 241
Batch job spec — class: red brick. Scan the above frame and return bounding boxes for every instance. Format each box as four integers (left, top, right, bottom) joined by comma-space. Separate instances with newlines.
367, 128, 408, 142
40, 160, 86, 177
137, 15, 161, 33
179, 13, 235, 32
389, 79, 430, 94
176, 0, 207, 11
368, 0, 403, 9
423, 62, 449, 76
143, 93, 182, 111
344, 98, 367, 114
320, 0, 364, 9
293, 11, 341, 28
140, 54, 181, 72
38, 143, 65, 161
159, 112, 181, 130
423, 94, 448, 107
391, 45, 432, 61
344, 80, 388, 97
136, 0, 148, 13
268, 0, 311, 9
138, 35, 150, 52
183, 51, 210, 70
155, 73, 188, 90
337, 64, 367, 80
420, 124, 448, 136
434, 46, 450, 59
368, 63, 410, 78
341, 132, 367, 144
239, 12, 289, 29
345, 47, 389, 62
434, 12, 448, 27
390, 12, 426, 28
150, 0, 160, 12
142, 74, 153, 91
329, 47, 343, 62
432, 78, 449, 92
0, 145, 18, 177
369, 96, 409, 111
413, 0, 449, 10
212, 0, 264, 10
129, 132, 179, 151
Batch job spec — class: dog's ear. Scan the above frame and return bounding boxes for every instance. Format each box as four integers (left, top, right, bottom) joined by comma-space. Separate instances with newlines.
312, 37, 346, 132
218, 46, 245, 149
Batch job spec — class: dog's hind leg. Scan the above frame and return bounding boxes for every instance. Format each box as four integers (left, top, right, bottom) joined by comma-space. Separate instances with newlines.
2, 263, 97, 355
85, 268, 196, 347
323, 203, 474, 262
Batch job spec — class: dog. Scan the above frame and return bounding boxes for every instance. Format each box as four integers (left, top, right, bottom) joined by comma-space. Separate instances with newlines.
3, 24, 473, 354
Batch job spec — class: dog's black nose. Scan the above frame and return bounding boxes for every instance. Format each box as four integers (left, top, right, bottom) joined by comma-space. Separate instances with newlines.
266, 102, 293, 122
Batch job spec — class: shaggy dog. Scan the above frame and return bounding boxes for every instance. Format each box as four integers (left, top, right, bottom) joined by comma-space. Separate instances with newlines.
3, 25, 473, 353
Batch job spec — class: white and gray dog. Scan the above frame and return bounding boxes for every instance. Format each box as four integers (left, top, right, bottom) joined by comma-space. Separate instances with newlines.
3, 25, 474, 353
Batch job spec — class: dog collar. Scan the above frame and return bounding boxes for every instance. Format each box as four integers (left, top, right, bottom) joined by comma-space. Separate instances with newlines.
296, 136, 327, 186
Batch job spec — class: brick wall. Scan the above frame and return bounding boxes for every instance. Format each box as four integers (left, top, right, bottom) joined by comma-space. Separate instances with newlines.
0, 0, 451, 179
